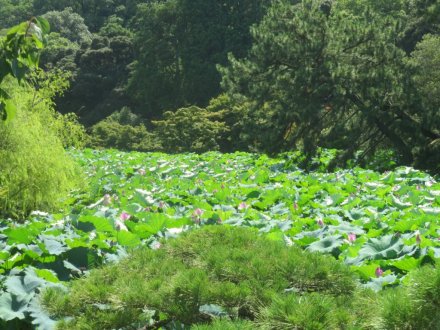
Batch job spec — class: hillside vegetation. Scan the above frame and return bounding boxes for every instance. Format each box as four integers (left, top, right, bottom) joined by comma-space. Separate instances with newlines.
0, 0, 438, 172
0, 1, 439, 329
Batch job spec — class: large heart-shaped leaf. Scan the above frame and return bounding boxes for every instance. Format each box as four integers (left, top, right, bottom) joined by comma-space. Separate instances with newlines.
363, 274, 398, 292
0, 292, 29, 321
358, 235, 405, 261
306, 235, 343, 255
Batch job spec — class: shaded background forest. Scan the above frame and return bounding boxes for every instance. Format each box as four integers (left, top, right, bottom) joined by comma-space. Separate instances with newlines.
0, 0, 439, 173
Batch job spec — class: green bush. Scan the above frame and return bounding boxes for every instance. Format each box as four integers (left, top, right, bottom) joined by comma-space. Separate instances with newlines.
27, 68, 87, 149
87, 108, 159, 151
153, 105, 228, 153
41, 226, 440, 329
380, 265, 440, 329
205, 94, 250, 152
192, 319, 254, 329
0, 74, 84, 218
42, 225, 360, 329
0, 101, 82, 219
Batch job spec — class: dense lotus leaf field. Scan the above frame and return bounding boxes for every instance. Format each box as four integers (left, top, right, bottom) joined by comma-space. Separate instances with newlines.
0, 149, 439, 328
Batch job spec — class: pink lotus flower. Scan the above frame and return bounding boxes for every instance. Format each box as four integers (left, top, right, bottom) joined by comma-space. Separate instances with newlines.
191, 208, 204, 224
316, 218, 324, 227
103, 194, 112, 206
120, 212, 131, 222
375, 267, 384, 277
347, 233, 356, 243
238, 202, 248, 210
138, 168, 146, 175
151, 241, 161, 250
193, 208, 203, 216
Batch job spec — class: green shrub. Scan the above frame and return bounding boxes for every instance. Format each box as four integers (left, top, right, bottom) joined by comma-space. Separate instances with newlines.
257, 293, 341, 330
53, 112, 87, 149
0, 75, 84, 218
380, 265, 440, 329
42, 225, 358, 329
87, 108, 159, 151
192, 319, 254, 329
153, 105, 228, 153
27, 68, 87, 149
205, 94, 250, 152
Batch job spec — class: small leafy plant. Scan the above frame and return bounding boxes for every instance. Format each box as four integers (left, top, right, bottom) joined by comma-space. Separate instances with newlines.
0, 17, 49, 122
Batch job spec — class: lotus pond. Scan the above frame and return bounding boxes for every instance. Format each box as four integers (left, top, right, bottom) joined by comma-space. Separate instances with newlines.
0, 149, 439, 328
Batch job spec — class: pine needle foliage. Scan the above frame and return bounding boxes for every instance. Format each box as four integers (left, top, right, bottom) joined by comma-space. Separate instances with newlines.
42, 225, 360, 329
380, 265, 440, 329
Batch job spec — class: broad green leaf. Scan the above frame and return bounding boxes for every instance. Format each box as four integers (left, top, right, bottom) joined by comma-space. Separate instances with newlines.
5, 269, 45, 300
0, 292, 28, 321
199, 304, 229, 318
328, 222, 364, 235
34, 269, 59, 283
35, 17, 50, 35
5, 228, 35, 245
117, 231, 141, 247
363, 274, 398, 292
28, 297, 57, 330
306, 235, 343, 255
40, 237, 67, 256
351, 263, 381, 281
358, 235, 405, 261
0, 99, 16, 122
266, 231, 284, 242
390, 256, 421, 272
79, 215, 114, 233
419, 206, 440, 215
391, 195, 412, 209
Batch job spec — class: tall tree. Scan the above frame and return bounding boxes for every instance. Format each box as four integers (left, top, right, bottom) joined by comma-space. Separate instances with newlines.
128, 1, 183, 118
178, 0, 268, 106
43, 7, 92, 45
407, 34, 440, 170
220, 0, 439, 171
0, 0, 34, 29
400, 0, 440, 52
128, 0, 269, 118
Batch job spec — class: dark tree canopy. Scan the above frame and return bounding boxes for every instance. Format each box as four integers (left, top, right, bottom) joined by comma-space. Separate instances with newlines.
0, 0, 438, 172
127, 0, 269, 118
220, 0, 439, 172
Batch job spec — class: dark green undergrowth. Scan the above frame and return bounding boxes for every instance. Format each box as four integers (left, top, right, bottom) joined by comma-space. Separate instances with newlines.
40, 226, 440, 329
